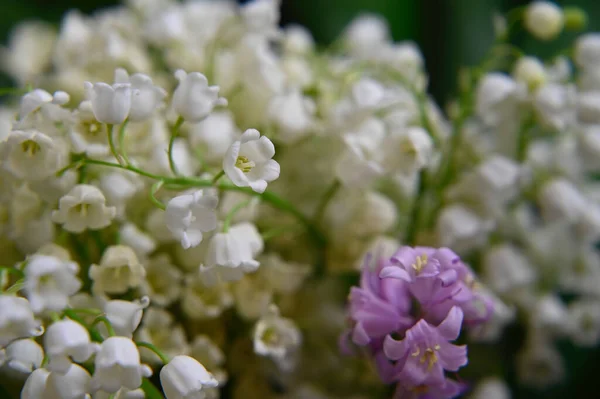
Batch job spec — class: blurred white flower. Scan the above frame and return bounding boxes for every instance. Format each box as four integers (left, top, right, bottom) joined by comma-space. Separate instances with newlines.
52, 184, 116, 233
172, 70, 227, 122
84, 81, 132, 124
165, 190, 218, 250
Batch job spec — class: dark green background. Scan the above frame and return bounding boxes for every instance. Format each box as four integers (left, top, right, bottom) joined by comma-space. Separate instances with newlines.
2, 0, 600, 398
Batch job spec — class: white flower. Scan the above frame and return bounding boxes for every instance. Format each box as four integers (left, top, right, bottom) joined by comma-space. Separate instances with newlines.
140, 254, 182, 307
283, 25, 314, 54
482, 245, 537, 294
575, 33, 600, 69
21, 368, 50, 399
44, 319, 98, 374
381, 126, 433, 175
45, 363, 92, 399
475, 73, 523, 127
223, 129, 280, 193
253, 306, 301, 369
529, 294, 570, 336
89, 245, 146, 295
165, 190, 219, 249
113, 68, 167, 122
0, 129, 65, 180
0, 295, 42, 347
103, 297, 150, 338
91, 337, 152, 393
189, 336, 227, 385
18, 89, 66, 121
172, 70, 227, 122
524, 1, 564, 41
437, 205, 494, 253
69, 101, 110, 158
93, 388, 145, 399
533, 83, 576, 130
52, 185, 117, 233
84, 81, 132, 124
268, 90, 315, 144
135, 308, 190, 364
343, 14, 390, 57
188, 111, 240, 165
119, 223, 156, 258
538, 178, 586, 223
260, 253, 311, 294
470, 378, 511, 399
160, 355, 219, 399
233, 274, 272, 320
23, 254, 81, 314
513, 56, 546, 90
181, 272, 234, 319
1, 338, 44, 374
241, 0, 280, 35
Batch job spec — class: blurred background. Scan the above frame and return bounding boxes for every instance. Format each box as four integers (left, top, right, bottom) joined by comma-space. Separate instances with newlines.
1, 0, 600, 398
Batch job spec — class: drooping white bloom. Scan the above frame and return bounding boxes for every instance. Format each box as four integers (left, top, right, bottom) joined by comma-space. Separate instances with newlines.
0, 295, 42, 347
21, 368, 50, 399
52, 184, 117, 233
0, 338, 44, 374
23, 254, 81, 313
381, 126, 433, 175
165, 190, 219, 250
172, 70, 227, 122
91, 337, 152, 393
223, 129, 280, 193
524, 1, 564, 41
89, 245, 146, 295
103, 297, 150, 338
160, 355, 219, 399
0, 129, 65, 180
18, 89, 65, 121
69, 101, 111, 158
189, 335, 227, 385
113, 68, 167, 122
45, 363, 92, 399
513, 56, 546, 90
140, 254, 182, 307
44, 319, 98, 374
84, 81, 132, 125
253, 306, 301, 369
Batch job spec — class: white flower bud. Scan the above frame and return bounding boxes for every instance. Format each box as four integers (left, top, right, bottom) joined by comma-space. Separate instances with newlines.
525, 1, 564, 41
165, 190, 218, 250
172, 70, 227, 122
482, 245, 537, 293
283, 25, 314, 54
0, 295, 42, 347
91, 337, 152, 393
114, 68, 167, 122
0, 129, 65, 180
160, 355, 218, 399
513, 56, 546, 90
44, 319, 98, 374
343, 14, 390, 57
24, 254, 81, 314
1, 338, 43, 374
89, 245, 146, 295
52, 185, 116, 233
223, 129, 280, 193
575, 33, 600, 69
21, 368, 50, 399
45, 363, 92, 399
84, 81, 132, 125
103, 297, 150, 338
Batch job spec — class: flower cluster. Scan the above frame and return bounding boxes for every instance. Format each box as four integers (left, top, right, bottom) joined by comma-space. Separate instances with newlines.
343, 246, 492, 398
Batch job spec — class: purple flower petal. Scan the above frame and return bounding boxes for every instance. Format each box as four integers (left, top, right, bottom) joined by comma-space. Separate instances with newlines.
380, 266, 412, 281
436, 306, 464, 341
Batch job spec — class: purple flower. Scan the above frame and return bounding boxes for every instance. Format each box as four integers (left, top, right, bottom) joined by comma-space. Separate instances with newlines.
383, 307, 468, 388
347, 255, 414, 348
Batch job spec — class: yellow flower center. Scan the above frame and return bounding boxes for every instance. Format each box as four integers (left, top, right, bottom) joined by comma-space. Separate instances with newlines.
411, 254, 428, 274
235, 156, 255, 173
21, 140, 41, 156
411, 344, 441, 371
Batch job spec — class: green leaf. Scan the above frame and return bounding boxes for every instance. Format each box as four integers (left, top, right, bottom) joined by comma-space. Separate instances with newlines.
142, 378, 164, 399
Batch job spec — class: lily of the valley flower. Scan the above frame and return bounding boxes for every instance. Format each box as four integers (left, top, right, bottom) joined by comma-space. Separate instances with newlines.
0, 338, 44, 374
21, 368, 50, 399
45, 363, 92, 399
44, 319, 98, 374
223, 129, 280, 193
172, 70, 227, 123
84, 81, 132, 124
165, 190, 219, 250
114, 68, 167, 122
160, 355, 219, 399
0, 295, 43, 347
51, 184, 117, 233
89, 245, 146, 294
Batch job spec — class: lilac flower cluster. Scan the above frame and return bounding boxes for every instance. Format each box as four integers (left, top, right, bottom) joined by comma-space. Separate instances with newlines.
342, 246, 494, 399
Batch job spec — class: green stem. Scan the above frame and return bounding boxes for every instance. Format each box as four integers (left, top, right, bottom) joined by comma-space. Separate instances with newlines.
5, 279, 25, 294
142, 378, 165, 399
517, 112, 536, 163
67, 308, 103, 316
106, 124, 123, 166
223, 199, 253, 232
405, 170, 428, 246
150, 181, 166, 210
313, 179, 341, 223
0, 266, 25, 279
168, 116, 185, 176
118, 119, 130, 165
91, 316, 116, 336
136, 341, 170, 364
63, 309, 104, 342
212, 170, 225, 184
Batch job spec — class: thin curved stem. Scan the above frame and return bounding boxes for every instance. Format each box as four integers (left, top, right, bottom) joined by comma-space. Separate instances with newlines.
118, 119, 131, 165
212, 170, 225, 184
313, 179, 340, 223
223, 199, 253, 232
150, 181, 166, 210
91, 316, 116, 337
168, 116, 185, 176
136, 341, 170, 364
106, 124, 124, 166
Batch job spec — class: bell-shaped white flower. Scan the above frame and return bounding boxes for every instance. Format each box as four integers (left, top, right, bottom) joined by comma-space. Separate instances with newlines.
91, 337, 152, 393
1, 338, 44, 374
181, 272, 234, 319
89, 245, 146, 295
524, 1, 564, 41
0, 295, 42, 347
475, 73, 524, 127
567, 299, 600, 346
114, 68, 167, 122
21, 368, 50, 399
119, 223, 156, 258
44, 319, 98, 374
0, 129, 65, 180
23, 254, 81, 314
165, 190, 219, 249
103, 297, 150, 338
253, 305, 301, 369
52, 185, 117, 233
223, 129, 280, 193
69, 101, 111, 158
140, 254, 182, 307
189, 335, 227, 385
160, 355, 219, 399
382, 126, 433, 175
343, 14, 390, 57
172, 70, 227, 122
84, 81, 132, 124
513, 56, 547, 90
45, 363, 92, 399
